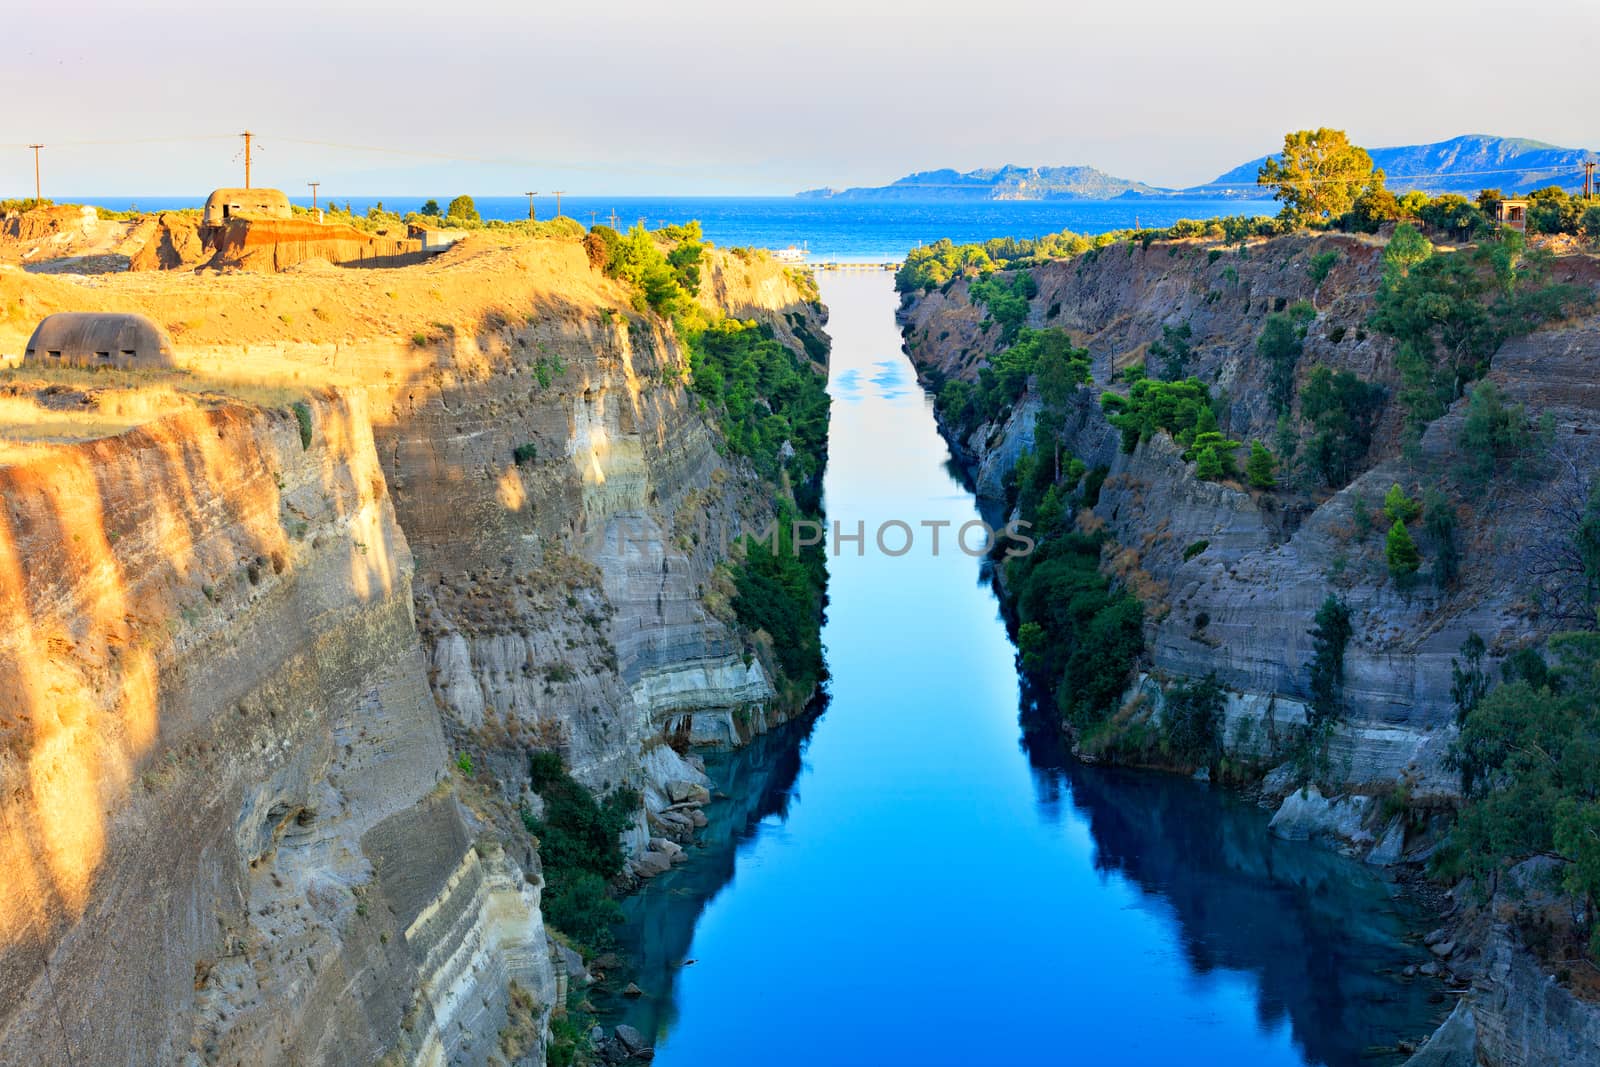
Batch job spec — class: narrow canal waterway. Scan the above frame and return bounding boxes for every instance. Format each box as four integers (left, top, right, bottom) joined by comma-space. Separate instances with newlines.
605, 270, 1444, 1065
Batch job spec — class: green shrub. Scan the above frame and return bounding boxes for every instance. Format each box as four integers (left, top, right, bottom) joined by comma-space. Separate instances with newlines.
513, 442, 538, 465
968, 271, 1037, 344
1299, 366, 1384, 487
522, 752, 638, 952
1245, 441, 1277, 489
1182, 540, 1210, 562
291, 401, 313, 450
1161, 673, 1225, 765
1308, 249, 1340, 286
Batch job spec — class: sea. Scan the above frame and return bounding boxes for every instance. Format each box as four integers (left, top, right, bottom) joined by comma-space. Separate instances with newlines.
75, 195, 1277, 261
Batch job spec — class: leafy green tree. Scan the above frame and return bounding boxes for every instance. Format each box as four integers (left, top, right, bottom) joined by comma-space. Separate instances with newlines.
1246, 441, 1277, 489
1258, 128, 1381, 223
1450, 633, 1488, 725
969, 271, 1038, 344
1149, 322, 1194, 381
1383, 483, 1421, 524
1100, 374, 1213, 454
1449, 632, 1600, 957
1258, 306, 1314, 413
1346, 186, 1401, 233
420, 198, 441, 217
1307, 595, 1353, 725
1299, 366, 1384, 487
1455, 380, 1541, 485
446, 194, 480, 222
1381, 224, 1434, 285
1386, 519, 1422, 580
1424, 489, 1460, 588
1189, 430, 1241, 481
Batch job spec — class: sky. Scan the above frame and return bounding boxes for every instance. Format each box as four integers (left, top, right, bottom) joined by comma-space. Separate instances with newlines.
4, 0, 1597, 199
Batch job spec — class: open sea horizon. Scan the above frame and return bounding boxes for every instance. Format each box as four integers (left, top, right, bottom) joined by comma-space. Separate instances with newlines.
65, 195, 1278, 262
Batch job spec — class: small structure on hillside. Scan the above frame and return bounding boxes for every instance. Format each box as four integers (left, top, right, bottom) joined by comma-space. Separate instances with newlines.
1496, 198, 1529, 232
202, 188, 293, 227
23, 313, 176, 369
407, 223, 471, 253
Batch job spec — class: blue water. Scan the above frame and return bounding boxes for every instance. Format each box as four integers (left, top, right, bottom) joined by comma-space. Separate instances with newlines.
74, 195, 1274, 261
600, 270, 1444, 1066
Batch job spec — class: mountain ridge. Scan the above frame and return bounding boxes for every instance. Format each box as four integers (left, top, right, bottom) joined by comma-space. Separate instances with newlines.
804, 135, 1598, 201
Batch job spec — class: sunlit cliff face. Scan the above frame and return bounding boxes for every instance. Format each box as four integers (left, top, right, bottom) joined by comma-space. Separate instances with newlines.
0, 395, 399, 944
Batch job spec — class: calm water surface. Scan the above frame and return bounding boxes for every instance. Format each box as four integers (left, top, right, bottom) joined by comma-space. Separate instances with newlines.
604, 270, 1442, 1066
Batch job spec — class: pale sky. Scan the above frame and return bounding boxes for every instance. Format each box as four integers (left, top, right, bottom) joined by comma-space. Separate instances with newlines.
4, 0, 1596, 198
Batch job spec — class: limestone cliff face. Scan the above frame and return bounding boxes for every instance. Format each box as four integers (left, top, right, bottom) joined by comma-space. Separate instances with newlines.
373, 249, 828, 853
902, 233, 1600, 1065
0, 393, 553, 1066
901, 234, 1600, 796
0, 237, 827, 1065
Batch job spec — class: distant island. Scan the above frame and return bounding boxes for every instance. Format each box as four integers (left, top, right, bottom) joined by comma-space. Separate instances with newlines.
798, 164, 1161, 201
804, 134, 1598, 201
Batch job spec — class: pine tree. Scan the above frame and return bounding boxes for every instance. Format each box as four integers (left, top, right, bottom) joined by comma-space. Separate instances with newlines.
1386, 519, 1422, 578
1384, 482, 1421, 524
1245, 441, 1277, 489
1195, 446, 1224, 481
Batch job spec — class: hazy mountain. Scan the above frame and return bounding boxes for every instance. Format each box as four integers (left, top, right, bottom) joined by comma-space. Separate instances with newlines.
798, 164, 1165, 201
1196, 134, 1598, 195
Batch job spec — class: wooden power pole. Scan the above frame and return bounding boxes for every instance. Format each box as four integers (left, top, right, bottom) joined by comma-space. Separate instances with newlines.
524, 191, 538, 220
308, 181, 320, 210
551, 190, 567, 218
27, 144, 43, 202
240, 131, 254, 188
1585, 161, 1596, 200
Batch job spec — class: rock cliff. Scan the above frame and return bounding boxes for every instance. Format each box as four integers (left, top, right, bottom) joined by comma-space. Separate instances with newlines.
0, 234, 827, 1065
899, 231, 1600, 1066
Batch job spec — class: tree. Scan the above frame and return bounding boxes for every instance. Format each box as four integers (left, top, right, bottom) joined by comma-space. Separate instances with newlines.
1450, 633, 1488, 725
1450, 632, 1600, 957
1307, 595, 1353, 724
1424, 489, 1460, 588
1246, 441, 1277, 489
1299, 366, 1385, 487
1383, 483, 1421, 524
1149, 322, 1194, 381
420, 198, 441, 217
1258, 128, 1381, 223
446, 194, 480, 222
1381, 224, 1434, 286
1386, 519, 1422, 580
1258, 311, 1308, 413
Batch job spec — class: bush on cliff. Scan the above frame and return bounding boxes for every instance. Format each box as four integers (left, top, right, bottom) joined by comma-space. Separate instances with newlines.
968, 271, 1037, 344
730, 502, 827, 695
523, 752, 638, 951
1445, 632, 1600, 959
1160, 673, 1225, 766
1306, 595, 1352, 726
1298, 366, 1384, 488
1371, 229, 1587, 438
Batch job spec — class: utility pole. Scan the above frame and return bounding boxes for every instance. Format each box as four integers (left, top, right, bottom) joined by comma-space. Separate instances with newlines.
27, 144, 43, 202
238, 131, 256, 188
1585, 160, 1596, 200
524, 191, 538, 220
308, 181, 320, 211
551, 190, 567, 218
588, 210, 597, 227
607, 209, 620, 229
